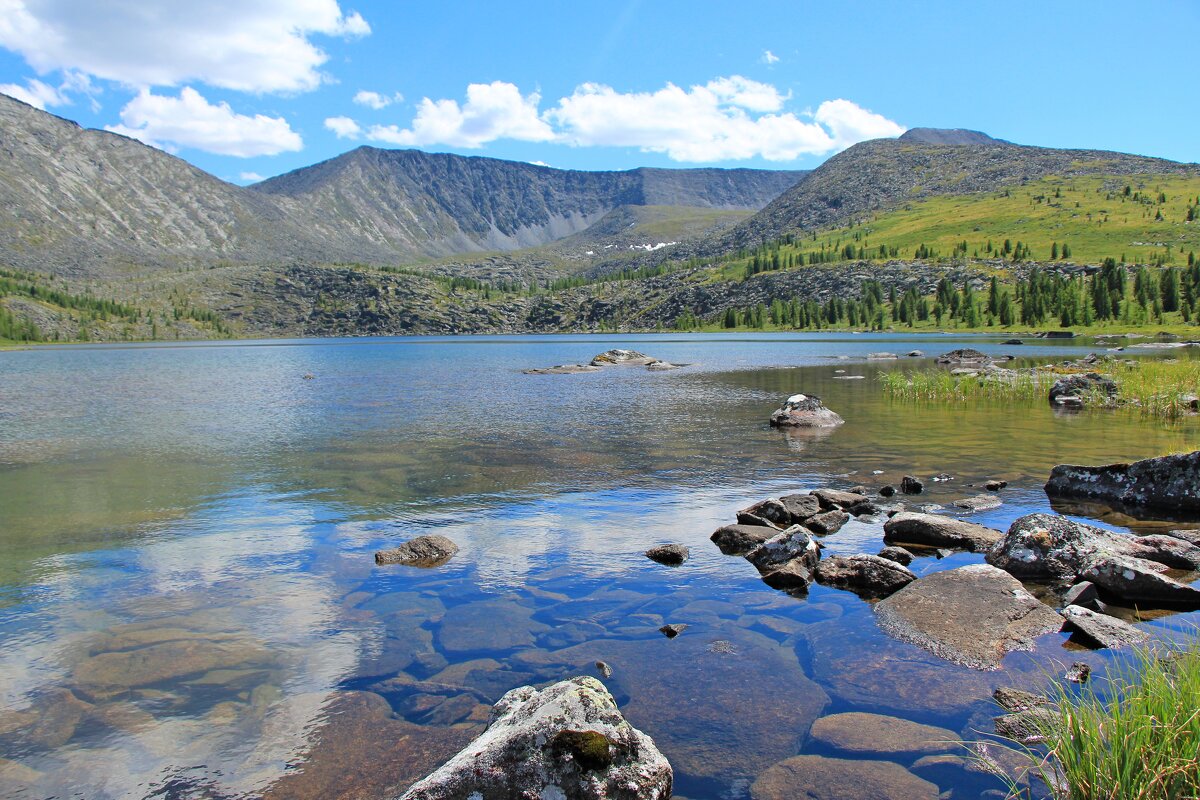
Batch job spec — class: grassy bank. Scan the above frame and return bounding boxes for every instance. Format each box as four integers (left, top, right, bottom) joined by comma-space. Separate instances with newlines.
880, 358, 1200, 419
993, 639, 1200, 799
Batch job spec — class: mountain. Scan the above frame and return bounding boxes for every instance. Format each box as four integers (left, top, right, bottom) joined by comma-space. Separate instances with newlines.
0, 93, 803, 277
898, 127, 1009, 146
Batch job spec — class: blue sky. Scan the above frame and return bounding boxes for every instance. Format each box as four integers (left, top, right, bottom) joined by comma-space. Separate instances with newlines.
1, 1, 1196, 184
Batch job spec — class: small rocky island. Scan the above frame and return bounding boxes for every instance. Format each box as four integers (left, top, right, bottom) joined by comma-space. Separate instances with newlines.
525, 349, 685, 374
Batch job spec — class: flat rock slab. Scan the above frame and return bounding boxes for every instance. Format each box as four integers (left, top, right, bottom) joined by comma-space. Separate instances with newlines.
523, 364, 602, 375
750, 755, 939, 800
954, 494, 1003, 512
810, 711, 961, 757
883, 512, 1002, 553
1061, 605, 1151, 649
875, 565, 1064, 670
814, 554, 915, 598
1045, 450, 1200, 514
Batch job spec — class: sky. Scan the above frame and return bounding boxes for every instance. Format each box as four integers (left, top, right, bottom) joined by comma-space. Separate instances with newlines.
0, 1, 1196, 184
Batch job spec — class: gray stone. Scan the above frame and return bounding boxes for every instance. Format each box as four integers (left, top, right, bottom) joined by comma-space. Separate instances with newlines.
590, 349, 657, 366
1048, 372, 1118, 406
769, 394, 844, 428
811, 488, 869, 510
761, 558, 818, 591
710, 524, 775, 555
1061, 581, 1100, 609
398, 677, 671, 800
884, 512, 1002, 552
875, 565, 1064, 669
1082, 555, 1200, 606
994, 708, 1057, 745
876, 546, 914, 566
805, 509, 850, 535
1045, 450, 1200, 514
954, 494, 1003, 512
524, 364, 602, 375
985, 480, 1009, 491
1061, 605, 1151, 649
779, 493, 822, 521
746, 526, 821, 574
375, 535, 459, 566
814, 554, 916, 598
750, 755, 939, 800
645, 544, 689, 566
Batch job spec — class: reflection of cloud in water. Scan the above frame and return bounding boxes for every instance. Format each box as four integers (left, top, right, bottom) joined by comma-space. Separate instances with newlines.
777, 424, 839, 454
0, 501, 369, 799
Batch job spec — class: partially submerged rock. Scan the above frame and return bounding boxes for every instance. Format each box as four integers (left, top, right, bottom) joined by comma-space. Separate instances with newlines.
883, 512, 1002, 553
900, 475, 924, 494
1048, 372, 1117, 406
645, 544, 689, 566
769, 394, 844, 428
710, 524, 776, 555
1060, 605, 1150, 649
937, 348, 990, 363
814, 554, 916, 598
524, 364, 602, 375
805, 509, 850, 535
877, 545, 915, 566
737, 498, 793, 529
398, 676, 671, 800
811, 488, 868, 510
1044, 450, 1200, 515
875, 565, 1064, 669
375, 535, 459, 567
954, 494, 1003, 512
750, 755, 939, 800
589, 349, 658, 367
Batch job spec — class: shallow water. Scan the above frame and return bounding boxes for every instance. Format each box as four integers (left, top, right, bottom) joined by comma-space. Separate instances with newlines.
1, 332, 1197, 799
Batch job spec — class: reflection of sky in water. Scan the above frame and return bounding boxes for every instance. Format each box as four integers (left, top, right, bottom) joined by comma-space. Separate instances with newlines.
0, 333, 1198, 799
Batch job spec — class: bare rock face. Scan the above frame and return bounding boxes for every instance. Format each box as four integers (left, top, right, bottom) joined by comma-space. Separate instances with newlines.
874, 564, 1063, 669
769, 394, 844, 428
884, 512, 1002, 553
375, 535, 459, 566
1044, 450, 1200, 515
398, 676, 672, 800
814, 554, 916, 598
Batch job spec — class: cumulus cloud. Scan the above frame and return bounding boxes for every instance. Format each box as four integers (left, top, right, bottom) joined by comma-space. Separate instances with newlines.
353, 90, 400, 110
368, 76, 902, 162
239, 171, 265, 181
324, 115, 361, 138
106, 88, 303, 157
0, 0, 371, 94
761, 50, 780, 65
0, 77, 67, 109
366, 81, 555, 148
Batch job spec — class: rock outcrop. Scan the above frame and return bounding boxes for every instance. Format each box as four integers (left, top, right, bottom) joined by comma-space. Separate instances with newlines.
1044, 450, 1200, 515
769, 394, 844, 428
398, 676, 671, 800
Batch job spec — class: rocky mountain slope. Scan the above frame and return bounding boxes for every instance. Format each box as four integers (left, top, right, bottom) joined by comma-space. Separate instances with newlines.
0, 93, 802, 278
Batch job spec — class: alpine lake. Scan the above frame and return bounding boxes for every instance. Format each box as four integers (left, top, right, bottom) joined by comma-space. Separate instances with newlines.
1, 332, 1197, 800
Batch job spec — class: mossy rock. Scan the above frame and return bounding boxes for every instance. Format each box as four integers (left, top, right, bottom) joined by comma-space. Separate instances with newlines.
551, 729, 614, 772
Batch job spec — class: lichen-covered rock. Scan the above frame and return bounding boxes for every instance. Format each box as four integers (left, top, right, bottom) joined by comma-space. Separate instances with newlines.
375, 535, 459, 566
769, 394, 844, 428
874, 565, 1063, 669
815, 554, 916, 598
1044, 450, 1200, 514
883, 512, 1002, 553
398, 676, 671, 800
1048, 372, 1117, 406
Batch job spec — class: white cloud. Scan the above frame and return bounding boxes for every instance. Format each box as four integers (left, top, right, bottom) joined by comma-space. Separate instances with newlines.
0, 77, 66, 109
813, 98, 907, 149
761, 50, 780, 65
0, 0, 371, 94
324, 115, 361, 138
366, 81, 554, 148
353, 89, 400, 110
106, 87, 303, 157
239, 171, 265, 181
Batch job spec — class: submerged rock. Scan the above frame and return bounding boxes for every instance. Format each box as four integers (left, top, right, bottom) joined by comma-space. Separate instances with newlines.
375, 535, 459, 566
874, 565, 1063, 669
1048, 372, 1117, 406
814, 554, 916, 598
750, 755, 939, 800
769, 394, 844, 428
1044, 450, 1200, 515
398, 676, 672, 800
645, 544, 689, 566
883, 512, 1002, 553
1060, 605, 1150, 649
524, 364, 603, 375
810, 711, 961, 757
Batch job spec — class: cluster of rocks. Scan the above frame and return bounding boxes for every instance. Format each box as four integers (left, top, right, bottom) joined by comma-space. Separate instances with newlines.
524, 349, 683, 375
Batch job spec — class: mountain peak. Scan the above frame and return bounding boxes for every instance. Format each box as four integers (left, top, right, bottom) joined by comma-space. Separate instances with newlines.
898, 128, 1010, 146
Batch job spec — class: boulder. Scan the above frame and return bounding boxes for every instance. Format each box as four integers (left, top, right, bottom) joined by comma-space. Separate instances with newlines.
994, 707, 1057, 745
937, 348, 990, 363
900, 475, 924, 494
710, 524, 776, 555
985, 480, 1009, 491
375, 535, 459, 566
746, 526, 820, 574
737, 498, 792, 529
1044, 450, 1200, 514
805, 509, 850, 535
1082, 555, 1200, 606
645, 544, 689, 566
867, 352, 899, 360
769, 394, 844, 428
1060, 605, 1150, 649
810, 712, 960, 757
811, 488, 868, 510
876, 546, 914, 566
761, 558, 819, 591
524, 364, 603, 375
814, 555, 916, 598
1060, 581, 1100, 609
750, 755, 939, 800
589, 349, 658, 367
1048, 372, 1117, 406
906, 350, 924, 357
874, 565, 1064, 669
1002, 339, 1024, 345
397, 677, 672, 800
779, 493, 822, 521
883, 512, 1002, 553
